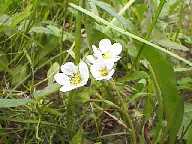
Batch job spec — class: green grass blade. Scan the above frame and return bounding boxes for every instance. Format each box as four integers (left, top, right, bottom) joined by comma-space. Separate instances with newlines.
0, 99, 31, 108
74, 1, 83, 64
33, 84, 60, 98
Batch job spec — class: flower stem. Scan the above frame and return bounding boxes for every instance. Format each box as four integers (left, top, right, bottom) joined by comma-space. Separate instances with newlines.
74, 0, 84, 64
111, 80, 137, 144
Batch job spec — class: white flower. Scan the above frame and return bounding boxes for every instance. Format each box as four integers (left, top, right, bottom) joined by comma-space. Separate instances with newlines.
90, 60, 115, 80
54, 61, 89, 92
91, 39, 122, 63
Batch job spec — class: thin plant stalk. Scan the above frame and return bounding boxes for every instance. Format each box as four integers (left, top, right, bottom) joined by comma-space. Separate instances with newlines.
74, 0, 84, 64
111, 80, 137, 144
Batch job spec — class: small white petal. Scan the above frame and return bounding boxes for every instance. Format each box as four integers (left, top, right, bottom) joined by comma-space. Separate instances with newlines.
90, 63, 100, 79
95, 76, 105, 81
92, 45, 102, 59
111, 43, 122, 56
61, 62, 78, 75
106, 61, 115, 70
105, 69, 115, 80
86, 55, 96, 64
90, 60, 103, 70
104, 57, 121, 63
91, 70, 100, 80
60, 85, 75, 92
79, 61, 89, 83
54, 73, 70, 85
99, 39, 111, 53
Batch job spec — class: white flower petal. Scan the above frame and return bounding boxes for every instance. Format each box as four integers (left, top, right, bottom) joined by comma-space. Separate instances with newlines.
90, 60, 103, 70
86, 55, 96, 64
79, 61, 89, 83
105, 69, 115, 80
106, 61, 115, 70
61, 62, 78, 75
90, 66, 101, 80
111, 43, 122, 56
60, 85, 75, 92
54, 73, 70, 85
103, 57, 121, 63
99, 39, 111, 53
95, 76, 105, 81
92, 45, 102, 58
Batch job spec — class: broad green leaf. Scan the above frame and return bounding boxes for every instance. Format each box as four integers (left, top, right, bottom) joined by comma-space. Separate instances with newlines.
0, 99, 31, 108
47, 62, 60, 85
33, 84, 60, 98
142, 46, 184, 144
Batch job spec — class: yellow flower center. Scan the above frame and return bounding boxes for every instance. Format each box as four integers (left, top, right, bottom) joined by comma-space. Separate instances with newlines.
70, 72, 81, 85
99, 67, 109, 76
102, 52, 111, 59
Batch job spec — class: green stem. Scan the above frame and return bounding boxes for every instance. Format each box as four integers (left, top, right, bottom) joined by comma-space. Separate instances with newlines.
74, 0, 84, 64
60, 0, 69, 63
111, 80, 137, 144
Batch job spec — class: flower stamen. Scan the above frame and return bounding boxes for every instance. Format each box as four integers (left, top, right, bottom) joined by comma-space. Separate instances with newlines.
99, 67, 109, 76
70, 72, 81, 85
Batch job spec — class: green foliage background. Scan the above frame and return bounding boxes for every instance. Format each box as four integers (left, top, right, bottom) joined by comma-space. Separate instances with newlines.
0, 0, 192, 143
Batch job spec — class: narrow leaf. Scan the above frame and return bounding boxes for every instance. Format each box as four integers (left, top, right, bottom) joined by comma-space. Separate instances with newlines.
0, 99, 31, 108
33, 84, 60, 98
